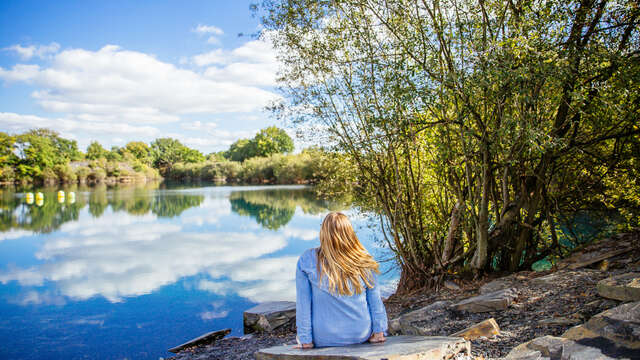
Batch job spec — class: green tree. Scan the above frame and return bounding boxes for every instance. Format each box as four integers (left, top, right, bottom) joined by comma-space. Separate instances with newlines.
86, 141, 108, 160
150, 138, 204, 172
225, 138, 256, 162
125, 141, 152, 165
258, 0, 640, 290
252, 126, 294, 157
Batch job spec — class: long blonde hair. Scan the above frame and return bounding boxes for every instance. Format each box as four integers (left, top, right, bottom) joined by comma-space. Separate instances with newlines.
317, 212, 380, 296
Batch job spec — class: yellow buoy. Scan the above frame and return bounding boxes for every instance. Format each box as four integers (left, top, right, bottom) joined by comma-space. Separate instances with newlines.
36, 197, 44, 207
35, 192, 44, 201
68, 191, 76, 204
26, 192, 34, 205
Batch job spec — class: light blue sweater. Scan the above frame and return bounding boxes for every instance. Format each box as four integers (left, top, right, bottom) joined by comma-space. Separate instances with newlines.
295, 248, 388, 347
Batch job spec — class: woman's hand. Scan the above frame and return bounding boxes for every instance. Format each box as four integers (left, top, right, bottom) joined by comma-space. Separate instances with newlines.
368, 332, 386, 343
293, 343, 314, 349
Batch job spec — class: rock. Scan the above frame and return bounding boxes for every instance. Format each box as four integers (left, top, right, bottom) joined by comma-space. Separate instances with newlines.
597, 272, 640, 301
388, 301, 452, 335
503, 349, 549, 360
450, 318, 500, 340
244, 301, 296, 334
255, 335, 470, 360
451, 288, 517, 313
539, 317, 581, 326
480, 275, 525, 294
505, 335, 618, 360
444, 280, 461, 291
168, 328, 231, 353
558, 246, 633, 270
582, 301, 640, 349
562, 302, 640, 358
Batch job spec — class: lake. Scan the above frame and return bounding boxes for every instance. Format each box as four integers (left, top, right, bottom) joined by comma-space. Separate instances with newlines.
0, 183, 396, 360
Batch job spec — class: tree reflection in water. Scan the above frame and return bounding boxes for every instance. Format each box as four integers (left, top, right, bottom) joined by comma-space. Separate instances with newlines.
0, 182, 205, 233
229, 188, 343, 230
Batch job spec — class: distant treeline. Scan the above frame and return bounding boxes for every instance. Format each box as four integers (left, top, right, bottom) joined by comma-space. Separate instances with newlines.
0, 126, 348, 187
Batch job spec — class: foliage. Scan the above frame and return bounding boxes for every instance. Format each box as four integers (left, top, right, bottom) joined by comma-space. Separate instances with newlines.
86, 141, 108, 160
150, 138, 205, 172
257, 0, 640, 290
224, 126, 294, 161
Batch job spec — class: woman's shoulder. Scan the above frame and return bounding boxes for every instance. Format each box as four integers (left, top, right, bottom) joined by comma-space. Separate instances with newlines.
297, 248, 319, 268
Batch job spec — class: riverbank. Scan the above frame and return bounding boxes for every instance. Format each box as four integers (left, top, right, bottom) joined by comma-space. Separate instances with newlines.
166, 231, 640, 359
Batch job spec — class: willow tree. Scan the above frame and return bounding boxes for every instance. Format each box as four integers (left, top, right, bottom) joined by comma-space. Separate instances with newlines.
257, 0, 639, 290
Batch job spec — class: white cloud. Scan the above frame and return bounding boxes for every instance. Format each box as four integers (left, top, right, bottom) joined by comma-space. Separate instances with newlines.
0, 45, 279, 124
193, 24, 224, 45
0, 210, 289, 303
193, 38, 279, 87
0, 112, 161, 146
0, 229, 34, 241
5, 42, 60, 60
282, 227, 318, 241
200, 309, 229, 321
193, 25, 224, 35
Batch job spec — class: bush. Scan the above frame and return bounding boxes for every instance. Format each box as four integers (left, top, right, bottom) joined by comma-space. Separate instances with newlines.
0, 166, 15, 183
75, 166, 92, 183
54, 164, 77, 183
88, 168, 107, 183
41, 167, 58, 185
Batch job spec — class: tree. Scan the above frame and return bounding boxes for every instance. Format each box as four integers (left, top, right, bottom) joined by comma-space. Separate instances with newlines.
253, 126, 294, 157
125, 141, 152, 165
225, 138, 256, 162
86, 141, 108, 160
225, 126, 294, 161
258, 0, 640, 290
150, 138, 204, 172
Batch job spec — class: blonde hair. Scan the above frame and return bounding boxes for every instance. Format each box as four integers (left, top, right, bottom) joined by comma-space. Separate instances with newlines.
317, 212, 380, 296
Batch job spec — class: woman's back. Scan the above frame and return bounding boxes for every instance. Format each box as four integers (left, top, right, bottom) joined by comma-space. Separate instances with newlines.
296, 248, 387, 347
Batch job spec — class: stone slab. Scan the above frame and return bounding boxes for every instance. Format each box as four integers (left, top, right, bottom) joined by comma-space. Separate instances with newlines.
597, 272, 640, 302
255, 336, 470, 360
388, 301, 452, 335
450, 318, 500, 340
505, 335, 619, 360
168, 328, 231, 353
244, 301, 296, 334
451, 288, 517, 313
583, 301, 640, 349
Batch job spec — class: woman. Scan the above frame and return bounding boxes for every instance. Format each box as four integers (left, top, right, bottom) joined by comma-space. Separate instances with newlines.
295, 212, 388, 348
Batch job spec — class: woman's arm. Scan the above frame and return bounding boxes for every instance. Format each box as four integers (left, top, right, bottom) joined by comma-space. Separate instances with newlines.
366, 272, 388, 338
295, 258, 313, 346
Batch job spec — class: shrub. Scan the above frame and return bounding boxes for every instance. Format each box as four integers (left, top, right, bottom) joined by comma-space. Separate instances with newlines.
0, 166, 15, 183
54, 164, 77, 183
88, 168, 107, 183
75, 166, 92, 183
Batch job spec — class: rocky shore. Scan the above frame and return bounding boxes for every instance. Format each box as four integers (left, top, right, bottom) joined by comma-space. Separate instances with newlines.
167, 231, 640, 359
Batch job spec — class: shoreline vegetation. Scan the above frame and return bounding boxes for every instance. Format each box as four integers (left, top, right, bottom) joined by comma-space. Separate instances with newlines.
0, 126, 351, 189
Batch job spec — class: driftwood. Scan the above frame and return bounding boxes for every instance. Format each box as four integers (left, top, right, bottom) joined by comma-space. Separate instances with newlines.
168, 328, 231, 353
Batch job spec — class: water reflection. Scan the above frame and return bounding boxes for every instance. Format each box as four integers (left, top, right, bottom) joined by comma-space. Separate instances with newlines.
0, 185, 386, 360
0, 183, 207, 236
0, 185, 350, 305
229, 188, 341, 230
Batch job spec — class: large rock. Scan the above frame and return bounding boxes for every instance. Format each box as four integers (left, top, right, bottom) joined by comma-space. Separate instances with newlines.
388, 301, 452, 335
244, 301, 296, 334
597, 272, 640, 302
480, 275, 526, 294
451, 288, 517, 313
582, 301, 640, 349
255, 335, 470, 360
505, 335, 618, 360
561, 301, 640, 358
450, 318, 500, 340
168, 328, 231, 353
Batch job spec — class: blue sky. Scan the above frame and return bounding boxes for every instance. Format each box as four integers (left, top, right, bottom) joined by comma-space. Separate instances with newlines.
0, 0, 287, 154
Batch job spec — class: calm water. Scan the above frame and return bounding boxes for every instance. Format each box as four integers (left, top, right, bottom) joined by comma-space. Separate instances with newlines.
0, 183, 396, 360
